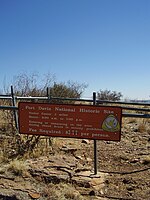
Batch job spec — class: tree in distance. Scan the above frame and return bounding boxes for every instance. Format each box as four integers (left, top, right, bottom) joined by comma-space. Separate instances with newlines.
7, 72, 87, 99
97, 89, 122, 101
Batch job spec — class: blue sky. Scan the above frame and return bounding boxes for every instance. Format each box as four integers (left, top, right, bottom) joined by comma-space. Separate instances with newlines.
0, 0, 150, 99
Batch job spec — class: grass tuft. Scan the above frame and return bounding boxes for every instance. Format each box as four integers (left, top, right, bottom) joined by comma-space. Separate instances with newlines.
43, 183, 86, 200
137, 123, 147, 133
141, 156, 150, 165
7, 159, 29, 176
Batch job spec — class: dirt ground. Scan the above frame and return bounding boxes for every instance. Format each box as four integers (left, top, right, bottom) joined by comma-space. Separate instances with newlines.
0, 118, 150, 200
92, 118, 150, 199
67, 118, 150, 199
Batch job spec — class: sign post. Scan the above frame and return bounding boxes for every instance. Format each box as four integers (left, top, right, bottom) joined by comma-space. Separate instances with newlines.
93, 92, 98, 175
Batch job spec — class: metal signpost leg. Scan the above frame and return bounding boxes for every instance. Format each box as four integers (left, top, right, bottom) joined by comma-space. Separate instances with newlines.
93, 92, 98, 174
47, 87, 52, 146
11, 85, 18, 130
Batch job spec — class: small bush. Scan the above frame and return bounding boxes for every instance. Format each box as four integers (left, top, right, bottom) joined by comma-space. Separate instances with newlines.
7, 159, 29, 176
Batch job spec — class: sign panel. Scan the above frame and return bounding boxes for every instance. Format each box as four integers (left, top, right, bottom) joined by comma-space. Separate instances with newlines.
18, 102, 122, 141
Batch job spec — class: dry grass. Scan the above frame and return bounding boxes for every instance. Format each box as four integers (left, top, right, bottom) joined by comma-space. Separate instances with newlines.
137, 123, 147, 133
0, 150, 8, 164
43, 183, 86, 200
137, 119, 149, 133
127, 118, 137, 124
0, 138, 10, 164
7, 159, 29, 176
141, 156, 150, 165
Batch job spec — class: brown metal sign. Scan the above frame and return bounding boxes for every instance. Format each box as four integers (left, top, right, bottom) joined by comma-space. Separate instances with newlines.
18, 102, 122, 141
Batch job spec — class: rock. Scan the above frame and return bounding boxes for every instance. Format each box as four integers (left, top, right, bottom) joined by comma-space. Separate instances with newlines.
89, 190, 95, 196
130, 158, 139, 164
75, 168, 91, 174
81, 139, 90, 144
28, 192, 40, 199
0, 194, 19, 200
72, 176, 91, 188
90, 178, 104, 186
123, 178, 131, 184
60, 146, 77, 154
29, 168, 70, 184
126, 186, 134, 191
86, 157, 92, 163
74, 155, 84, 160
141, 157, 150, 165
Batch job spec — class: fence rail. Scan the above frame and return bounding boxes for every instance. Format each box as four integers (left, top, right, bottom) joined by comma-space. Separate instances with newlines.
1, 105, 150, 119
1, 95, 150, 106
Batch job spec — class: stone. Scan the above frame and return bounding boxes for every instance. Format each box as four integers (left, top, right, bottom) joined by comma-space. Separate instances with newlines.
81, 139, 90, 144
28, 192, 41, 199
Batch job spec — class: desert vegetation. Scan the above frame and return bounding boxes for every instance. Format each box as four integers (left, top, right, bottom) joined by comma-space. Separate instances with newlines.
0, 72, 150, 200
97, 89, 123, 101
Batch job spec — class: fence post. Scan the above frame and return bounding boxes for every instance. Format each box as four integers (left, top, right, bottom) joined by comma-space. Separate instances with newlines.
11, 85, 18, 129
47, 87, 51, 103
93, 92, 98, 174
